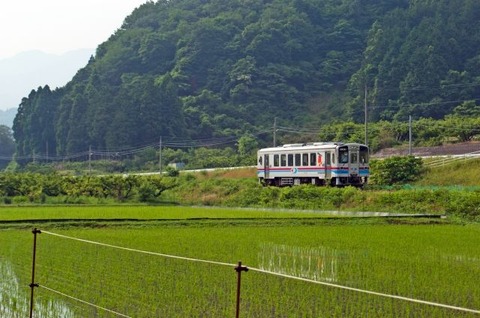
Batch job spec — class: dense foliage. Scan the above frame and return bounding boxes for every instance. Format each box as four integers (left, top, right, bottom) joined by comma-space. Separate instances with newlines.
0, 173, 177, 203
4, 113, 480, 172
369, 156, 423, 185
1, 165, 480, 221
349, 0, 480, 121
11, 0, 480, 163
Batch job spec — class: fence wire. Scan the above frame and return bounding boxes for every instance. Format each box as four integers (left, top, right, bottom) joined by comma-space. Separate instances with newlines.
39, 285, 132, 318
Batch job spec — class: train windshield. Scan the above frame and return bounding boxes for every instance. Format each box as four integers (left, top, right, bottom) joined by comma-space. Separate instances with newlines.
359, 146, 369, 164
338, 147, 348, 163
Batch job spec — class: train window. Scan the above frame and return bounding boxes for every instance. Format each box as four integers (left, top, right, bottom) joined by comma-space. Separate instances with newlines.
310, 153, 316, 166
295, 153, 301, 166
332, 154, 335, 164
274, 154, 279, 167
258, 156, 263, 165
360, 146, 369, 164
281, 154, 287, 166
351, 153, 358, 163
339, 147, 348, 163
302, 153, 308, 166
288, 154, 294, 166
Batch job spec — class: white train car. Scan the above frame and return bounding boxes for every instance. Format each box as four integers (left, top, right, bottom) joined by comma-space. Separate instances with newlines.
257, 142, 369, 187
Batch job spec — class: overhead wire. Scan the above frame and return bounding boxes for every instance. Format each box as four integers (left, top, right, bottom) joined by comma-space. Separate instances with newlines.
4, 117, 480, 164
3, 93, 480, 163
1, 129, 272, 162
369, 97, 480, 110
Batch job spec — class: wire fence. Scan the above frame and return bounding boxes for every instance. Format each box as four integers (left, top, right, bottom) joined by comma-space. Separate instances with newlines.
20, 229, 480, 317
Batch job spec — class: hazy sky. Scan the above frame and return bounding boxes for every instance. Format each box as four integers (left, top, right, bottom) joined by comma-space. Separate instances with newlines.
0, 0, 149, 59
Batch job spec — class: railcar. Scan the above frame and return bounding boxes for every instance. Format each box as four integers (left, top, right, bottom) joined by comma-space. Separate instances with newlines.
257, 142, 369, 187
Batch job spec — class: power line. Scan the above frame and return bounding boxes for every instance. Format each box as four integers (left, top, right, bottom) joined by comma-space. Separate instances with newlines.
4, 131, 271, 162
3, 117, 480, 163
369, 98, 480, 110
368, 81, 480, 94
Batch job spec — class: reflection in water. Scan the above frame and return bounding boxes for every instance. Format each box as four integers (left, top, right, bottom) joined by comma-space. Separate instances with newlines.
258, 243, 338, 282
0, 260, 76, 318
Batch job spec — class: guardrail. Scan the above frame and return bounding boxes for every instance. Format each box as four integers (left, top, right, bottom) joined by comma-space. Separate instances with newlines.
422, 150, 480, 168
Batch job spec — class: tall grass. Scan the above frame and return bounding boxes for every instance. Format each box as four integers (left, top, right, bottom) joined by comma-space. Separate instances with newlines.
417, 158, 480, 187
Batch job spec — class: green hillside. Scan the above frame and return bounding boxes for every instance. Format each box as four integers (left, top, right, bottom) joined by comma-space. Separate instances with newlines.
11, 0, 480, 162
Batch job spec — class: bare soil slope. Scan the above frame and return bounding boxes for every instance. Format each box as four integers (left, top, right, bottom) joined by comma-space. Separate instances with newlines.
373, 142, 480, 158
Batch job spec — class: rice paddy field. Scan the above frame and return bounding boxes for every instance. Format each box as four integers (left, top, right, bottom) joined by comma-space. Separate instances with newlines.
1, 205, 480, 317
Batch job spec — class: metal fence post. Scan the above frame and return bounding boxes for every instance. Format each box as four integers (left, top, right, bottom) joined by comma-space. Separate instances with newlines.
235, 261, 249, 318
30, 228, 41, 318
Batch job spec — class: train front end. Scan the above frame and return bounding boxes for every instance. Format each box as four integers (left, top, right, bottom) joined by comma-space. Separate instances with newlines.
332, 143, 369, 187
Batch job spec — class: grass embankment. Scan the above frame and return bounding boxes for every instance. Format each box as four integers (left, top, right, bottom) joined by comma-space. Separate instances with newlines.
158, 160, 480, 220
1, 158, 479, 220
418, 158, 480, 187
159, 177, 470, 221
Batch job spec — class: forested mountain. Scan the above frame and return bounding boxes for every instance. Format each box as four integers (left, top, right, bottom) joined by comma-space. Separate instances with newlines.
348, 0, 480, 121
12, 0, 480, 159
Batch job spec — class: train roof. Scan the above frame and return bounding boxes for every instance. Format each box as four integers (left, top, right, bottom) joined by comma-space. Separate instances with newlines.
258, 142, 368, 153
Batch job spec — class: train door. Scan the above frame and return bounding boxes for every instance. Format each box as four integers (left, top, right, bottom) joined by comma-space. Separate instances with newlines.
348, 145, 360, 177
324, 152, 331, 179
264, 154, 270, 179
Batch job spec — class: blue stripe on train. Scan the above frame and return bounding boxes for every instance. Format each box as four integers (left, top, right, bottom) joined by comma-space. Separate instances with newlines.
257, 168, 369, 176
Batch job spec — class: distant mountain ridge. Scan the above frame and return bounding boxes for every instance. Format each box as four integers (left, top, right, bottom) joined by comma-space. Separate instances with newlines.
0, 49, 94, 112
0, 108, 16, 128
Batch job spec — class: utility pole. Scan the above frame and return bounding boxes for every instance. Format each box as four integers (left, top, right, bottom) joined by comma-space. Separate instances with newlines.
89, 145, 92, 174
273, 117, 277, 147
159, 136, 163, 174
408, 115, 412, 155
364, 83, 368, 146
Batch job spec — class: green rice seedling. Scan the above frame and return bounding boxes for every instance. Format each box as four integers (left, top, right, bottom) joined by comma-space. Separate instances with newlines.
0, 205, 335, 222
1, 216, 480, 317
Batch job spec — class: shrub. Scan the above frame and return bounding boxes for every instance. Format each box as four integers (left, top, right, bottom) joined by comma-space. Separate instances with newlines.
370, 156, 424, 185
164, 166, 180, 177
445, 190, 480, 221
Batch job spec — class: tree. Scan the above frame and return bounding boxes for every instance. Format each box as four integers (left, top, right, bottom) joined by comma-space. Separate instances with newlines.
0, 125, 15, 169
444, 115, 480, 142
237, 133, 258, 165
453, 101, 480, 117
137, 176, 178, 202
